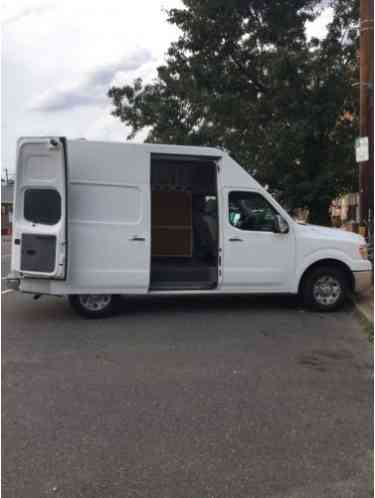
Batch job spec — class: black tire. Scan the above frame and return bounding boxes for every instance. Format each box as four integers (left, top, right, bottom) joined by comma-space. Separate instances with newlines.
301, 265, 348, 311
68, 294, 120, 318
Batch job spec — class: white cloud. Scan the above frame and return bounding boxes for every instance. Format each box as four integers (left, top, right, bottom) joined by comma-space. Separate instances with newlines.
2, 0, 182, 173
31, 49, 155, 112
1, 0, 55, 25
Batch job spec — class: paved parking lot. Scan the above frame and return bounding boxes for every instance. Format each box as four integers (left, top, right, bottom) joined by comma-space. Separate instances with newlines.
2, 288, 372, 498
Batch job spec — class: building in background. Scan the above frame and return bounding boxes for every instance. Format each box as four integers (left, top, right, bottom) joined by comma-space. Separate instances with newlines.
330, 193, 361, 233
1, 178, 14, 235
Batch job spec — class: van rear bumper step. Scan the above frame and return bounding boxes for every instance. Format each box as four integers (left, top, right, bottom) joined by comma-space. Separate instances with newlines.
4, 276, 20, 291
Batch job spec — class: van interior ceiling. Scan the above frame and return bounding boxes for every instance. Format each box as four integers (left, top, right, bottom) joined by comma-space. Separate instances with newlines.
150, 154, 219, 290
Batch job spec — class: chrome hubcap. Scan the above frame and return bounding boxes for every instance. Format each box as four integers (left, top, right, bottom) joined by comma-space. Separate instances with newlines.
78, 294, 112, 311
313, 276, 341, 306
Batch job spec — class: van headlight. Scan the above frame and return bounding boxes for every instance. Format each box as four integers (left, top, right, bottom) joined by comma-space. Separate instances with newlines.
359, 244, 369, 260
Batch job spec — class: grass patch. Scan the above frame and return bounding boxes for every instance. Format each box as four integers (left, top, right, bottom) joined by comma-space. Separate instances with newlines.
358, 313, 374, 344
367, 322, 374, 344
363, 318, 374, 344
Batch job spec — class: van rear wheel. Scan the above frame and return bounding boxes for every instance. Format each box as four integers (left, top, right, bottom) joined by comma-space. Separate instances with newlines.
69, 294, 119, 318
301, 266, 348, 311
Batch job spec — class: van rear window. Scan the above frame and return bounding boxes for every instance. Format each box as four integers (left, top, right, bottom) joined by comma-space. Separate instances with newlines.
24, 189, 61, 225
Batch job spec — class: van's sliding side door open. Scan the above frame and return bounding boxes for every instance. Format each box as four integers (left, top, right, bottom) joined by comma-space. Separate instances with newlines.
12, 137, 68, 279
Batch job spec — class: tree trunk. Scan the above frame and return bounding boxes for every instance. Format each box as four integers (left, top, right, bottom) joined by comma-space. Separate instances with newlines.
308, 201, 332, 226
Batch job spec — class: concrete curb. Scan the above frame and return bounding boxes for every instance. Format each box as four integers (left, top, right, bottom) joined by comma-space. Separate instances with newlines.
351, 293, 374, 325
355, 301, 373, 325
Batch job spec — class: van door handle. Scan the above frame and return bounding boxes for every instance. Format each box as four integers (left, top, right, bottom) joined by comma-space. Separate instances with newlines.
130, 236, 146, 241
229, 237, 243, 242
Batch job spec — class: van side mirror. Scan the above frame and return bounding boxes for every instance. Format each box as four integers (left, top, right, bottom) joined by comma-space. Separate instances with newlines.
273, 214, 289, 234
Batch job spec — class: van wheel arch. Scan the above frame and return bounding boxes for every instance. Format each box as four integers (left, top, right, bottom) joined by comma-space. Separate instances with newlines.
298, 259, 354, 293
298, 259, 354, 296
68, 294, 121, 318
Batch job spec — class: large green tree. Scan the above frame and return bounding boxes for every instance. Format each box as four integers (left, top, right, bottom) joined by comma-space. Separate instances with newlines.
108, 0, 359, 225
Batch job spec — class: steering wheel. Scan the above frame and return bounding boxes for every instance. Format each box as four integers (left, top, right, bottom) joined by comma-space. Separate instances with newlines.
239, 212, 256, 230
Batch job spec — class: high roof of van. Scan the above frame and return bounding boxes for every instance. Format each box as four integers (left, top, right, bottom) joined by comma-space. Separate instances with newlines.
68, 139, 224, 157
18, 137, 225, 158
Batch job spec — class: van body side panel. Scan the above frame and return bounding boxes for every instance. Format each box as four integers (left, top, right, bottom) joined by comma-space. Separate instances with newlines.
54, 140, 151, 293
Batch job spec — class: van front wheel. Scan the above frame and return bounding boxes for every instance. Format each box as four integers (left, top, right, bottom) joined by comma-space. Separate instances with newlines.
301, 266, 348, 311
69, 294, 119, 318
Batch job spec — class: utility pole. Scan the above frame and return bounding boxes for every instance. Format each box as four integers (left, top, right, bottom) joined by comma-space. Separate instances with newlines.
359, 0, 374, 242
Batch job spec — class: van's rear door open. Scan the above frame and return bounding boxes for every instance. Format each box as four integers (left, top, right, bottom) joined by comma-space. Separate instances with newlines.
12, 137, 67, 279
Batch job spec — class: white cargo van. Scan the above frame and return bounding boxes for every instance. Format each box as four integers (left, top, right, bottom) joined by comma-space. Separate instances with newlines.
9, 137, 372, 317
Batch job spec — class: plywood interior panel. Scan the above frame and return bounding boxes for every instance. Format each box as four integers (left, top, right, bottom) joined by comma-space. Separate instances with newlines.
152, 191, 192, 257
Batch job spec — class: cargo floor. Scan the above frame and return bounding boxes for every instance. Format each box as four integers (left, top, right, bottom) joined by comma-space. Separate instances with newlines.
150, 262, 217, 290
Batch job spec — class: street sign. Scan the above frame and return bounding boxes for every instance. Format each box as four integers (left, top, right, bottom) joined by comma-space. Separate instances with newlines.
355, 137, 369, 162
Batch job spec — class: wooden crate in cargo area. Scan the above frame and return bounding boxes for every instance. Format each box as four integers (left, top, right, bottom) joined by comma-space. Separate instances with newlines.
151, 191, 192, 257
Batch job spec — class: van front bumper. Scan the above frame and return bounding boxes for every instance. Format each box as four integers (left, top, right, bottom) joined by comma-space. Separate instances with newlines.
354, 270, 373, 294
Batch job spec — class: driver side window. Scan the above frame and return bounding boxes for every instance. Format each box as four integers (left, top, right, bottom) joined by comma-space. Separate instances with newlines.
228, 191, 278, 232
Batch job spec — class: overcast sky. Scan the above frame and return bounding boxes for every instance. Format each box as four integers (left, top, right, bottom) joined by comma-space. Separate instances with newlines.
1, 0, 332, 175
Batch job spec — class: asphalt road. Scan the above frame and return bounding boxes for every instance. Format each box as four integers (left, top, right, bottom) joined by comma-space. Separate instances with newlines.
2, 288, 372, 498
